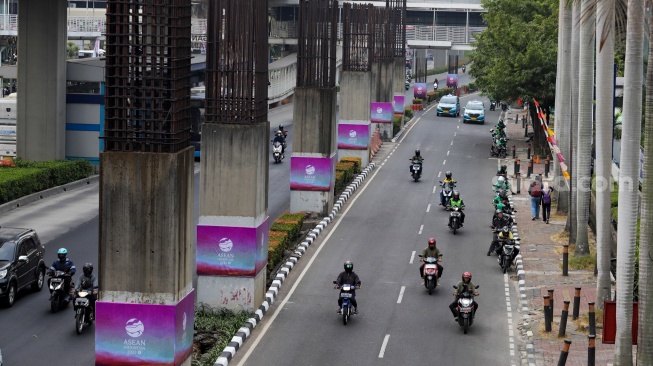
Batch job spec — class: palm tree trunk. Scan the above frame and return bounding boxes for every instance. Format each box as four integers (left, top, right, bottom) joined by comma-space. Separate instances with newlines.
595, 0, 615, 309
614, 0, 644, 363
575, 0, 595, 256
637, 13, 653, 363
555, 0, 572, 214
567, 1, 580, 244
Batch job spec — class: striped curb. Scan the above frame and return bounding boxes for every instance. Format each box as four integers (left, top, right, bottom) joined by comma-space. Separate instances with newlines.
507, 194, 536, 366
214, 162, 377, 366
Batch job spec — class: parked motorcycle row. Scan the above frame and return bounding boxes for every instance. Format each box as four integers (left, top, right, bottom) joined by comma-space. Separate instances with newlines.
489, 119, 508, 158
489, 171, 520, 274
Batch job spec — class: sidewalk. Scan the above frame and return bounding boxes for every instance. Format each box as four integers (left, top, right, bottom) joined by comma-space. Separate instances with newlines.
501, 108, 619, 366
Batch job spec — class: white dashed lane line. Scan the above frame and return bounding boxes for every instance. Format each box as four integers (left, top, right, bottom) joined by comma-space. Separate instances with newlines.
418, 224, 424, 235
378, 334, 391, 358
409, 251, 416, 264
426, 204, 431, 212
397, 286, 406, 304
442, 160, 446, 165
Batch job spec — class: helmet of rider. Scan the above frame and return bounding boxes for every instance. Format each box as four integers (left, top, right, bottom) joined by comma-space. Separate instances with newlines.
279, 124, 284, 130
496, 209, 504, 216
57, 248, 68, 261
415, 149, 421, 157
502, 226, 511, 234
496, 203, 505, 211
499, 190, 508, 199
344, 261, 353, 273
445, 171, 452, 180
452, 190, 460, 200
428, 237, 436, 249
497, 176, 505, 184
83, 263, 94, 276
462, 271, 472, 283
275, 131, 282, 136
501, 164, 507, 171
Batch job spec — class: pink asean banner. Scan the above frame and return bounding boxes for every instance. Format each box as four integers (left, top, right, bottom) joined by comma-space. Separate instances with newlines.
370, 102, 394, 123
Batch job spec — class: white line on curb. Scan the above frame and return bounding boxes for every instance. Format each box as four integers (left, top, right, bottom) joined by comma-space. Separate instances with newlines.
378, 334, 391, 358
397, 286, 406, 304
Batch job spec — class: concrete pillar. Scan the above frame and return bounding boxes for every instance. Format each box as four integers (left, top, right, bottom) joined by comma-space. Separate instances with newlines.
196, 122, 269, 311
290, 87, 337, 215
16, 0, 67, 161
393, 56, 406, 129
339, 70, 371, 166
371, 61, 395, 141
98, 148, 195, 365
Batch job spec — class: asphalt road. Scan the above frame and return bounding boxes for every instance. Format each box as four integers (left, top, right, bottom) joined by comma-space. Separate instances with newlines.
230, 93, 519, 366
0, 104, 296, 365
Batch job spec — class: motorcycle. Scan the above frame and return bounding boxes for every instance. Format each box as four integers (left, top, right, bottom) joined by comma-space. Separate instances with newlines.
439, 181, 456, 207
447, 206, 463, 234
454, 285, 479, 334
462, 66, 466, 73
433, 80, 438, 91
73, 290, 95, 334
498, 240, 518, 273
48, 270, 73, 313
334, 281, 358, 325
272, 141, 284, 163
410, 159, 422, 182
490, 101, 496, 111
419, 255, 440, 295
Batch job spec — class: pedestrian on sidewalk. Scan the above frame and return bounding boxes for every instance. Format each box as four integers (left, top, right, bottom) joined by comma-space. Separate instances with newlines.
528, 175, 542, 220
541, 183, 553, 224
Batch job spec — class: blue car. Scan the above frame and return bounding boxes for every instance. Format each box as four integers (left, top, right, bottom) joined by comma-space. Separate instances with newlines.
437, 95, 460, 117
463, 100, 486, 124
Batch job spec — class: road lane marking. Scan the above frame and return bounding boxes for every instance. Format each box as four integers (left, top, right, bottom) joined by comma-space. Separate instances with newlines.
378, 334, 391, 358
447, 150, 450, 156
418, 224, 424, 234
433, 185, 437, 194
426, 204, 431, 212
235, 159, 385, 366
442, 160, 446, 165
397, 286, 406, 304
504, 273, 515, 363
451, 140, 454, 146
438, 171, 442, 178
409, 251, 416, 264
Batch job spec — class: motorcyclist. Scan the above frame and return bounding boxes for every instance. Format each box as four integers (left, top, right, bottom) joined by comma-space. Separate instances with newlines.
493, 190, 508, 206
497, 164, 508, 177
278, 124, 288, 139
493, 176, 514, 194
272, 130, 286, 157
488, 225, 515, 256
491, 208, 514, 229
449, 272, 479, 321
410, 149, 424, 176
75, 263, 98, 318
439, 171, 455, 206
335, 261, 361, 314
496, 119, 506, 130
447, 190, 465, 227
419, 238, 443, 284
48, 248, 76, 301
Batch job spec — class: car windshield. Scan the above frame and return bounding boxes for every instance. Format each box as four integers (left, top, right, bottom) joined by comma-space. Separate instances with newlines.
466, 103, 484, 111
0, 241, 16, 261
440, 97, 457, 104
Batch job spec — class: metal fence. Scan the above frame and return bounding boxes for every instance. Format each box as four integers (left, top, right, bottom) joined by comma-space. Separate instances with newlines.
342, 3, 372, 72
297, 0, 338, 89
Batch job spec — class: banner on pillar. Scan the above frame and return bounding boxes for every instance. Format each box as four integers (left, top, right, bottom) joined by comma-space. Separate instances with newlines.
394, 95, 405, 114
337, 122, 370, 150
95, 290, 195, 365
446, 74, 458, 88
290, 155, 334, 191
370, 102, 393, 123
197, 219, 269, 276
413, 83, 427, 99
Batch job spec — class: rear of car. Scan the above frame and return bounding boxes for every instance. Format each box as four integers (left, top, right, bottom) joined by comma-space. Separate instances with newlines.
463, 101, 486, 124
437, 95, 460, 117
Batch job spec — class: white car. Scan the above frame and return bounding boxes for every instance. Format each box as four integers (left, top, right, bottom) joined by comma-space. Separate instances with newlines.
463, 100, 486, 124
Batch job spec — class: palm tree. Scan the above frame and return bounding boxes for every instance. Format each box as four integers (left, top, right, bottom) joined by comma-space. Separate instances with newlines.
555, 0, 572, 214
637, 9, 653, 362
575, 0, 595, 256
595, 0, 616, 309
567, 1, 580, 244
614, 0, 644, 362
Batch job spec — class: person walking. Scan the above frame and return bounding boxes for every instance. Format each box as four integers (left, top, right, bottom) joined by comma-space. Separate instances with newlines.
541, 183, 554, 224
528, 175, 543, 220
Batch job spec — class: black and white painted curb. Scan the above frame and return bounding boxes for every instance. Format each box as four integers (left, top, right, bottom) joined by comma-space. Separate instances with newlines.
214, 163, 377, 366
507, 194, 536, 366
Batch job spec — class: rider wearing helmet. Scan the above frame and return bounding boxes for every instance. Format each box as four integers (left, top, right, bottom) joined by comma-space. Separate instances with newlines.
447, 190, 465, 226
273, 130, 286, 156
335, 261, 361, 314
75, 263, 98, 317
488, 225, 516, 256
449, 272, 479, 320
440, 171, 455, 206
494, 176, 514, 194
48, 248, 76, 301
410, 149, 424, 175
419, 238, 443, 284
497, 164, 508, 177
278, 124, 288, 139
493, 190, 508, 206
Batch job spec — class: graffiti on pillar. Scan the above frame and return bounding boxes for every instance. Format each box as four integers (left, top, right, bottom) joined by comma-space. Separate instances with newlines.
196, 219, 268, 277
337, 122, 370, 150
414, 83, 427, 99
370, 102, 394, 123
290, 155, 335, 191
220, 287, 253, 307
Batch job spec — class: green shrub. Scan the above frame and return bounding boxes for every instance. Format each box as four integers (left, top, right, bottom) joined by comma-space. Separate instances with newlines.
334, 171, 346, 195
412, 98, 423, 105
404, 108, 414, 118
270, 212, 305, 241
193, 306, 253, 366
393, 117, 401, 134
339, 157, 362, 174
336, 162, 355, 183
268, 230, 289, 272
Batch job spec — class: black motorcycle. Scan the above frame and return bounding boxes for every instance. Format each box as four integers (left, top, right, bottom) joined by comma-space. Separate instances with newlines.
73, 289, 95, 334
447, 206, 464, 235
454, 285, 479, 334
490, 101, 496, 111
48, 270, 73, 313
410, 159, 422, 182
498, 239, 518, 273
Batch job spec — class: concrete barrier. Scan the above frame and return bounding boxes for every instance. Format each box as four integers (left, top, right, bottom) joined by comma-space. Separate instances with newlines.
369, 127, 383, 160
